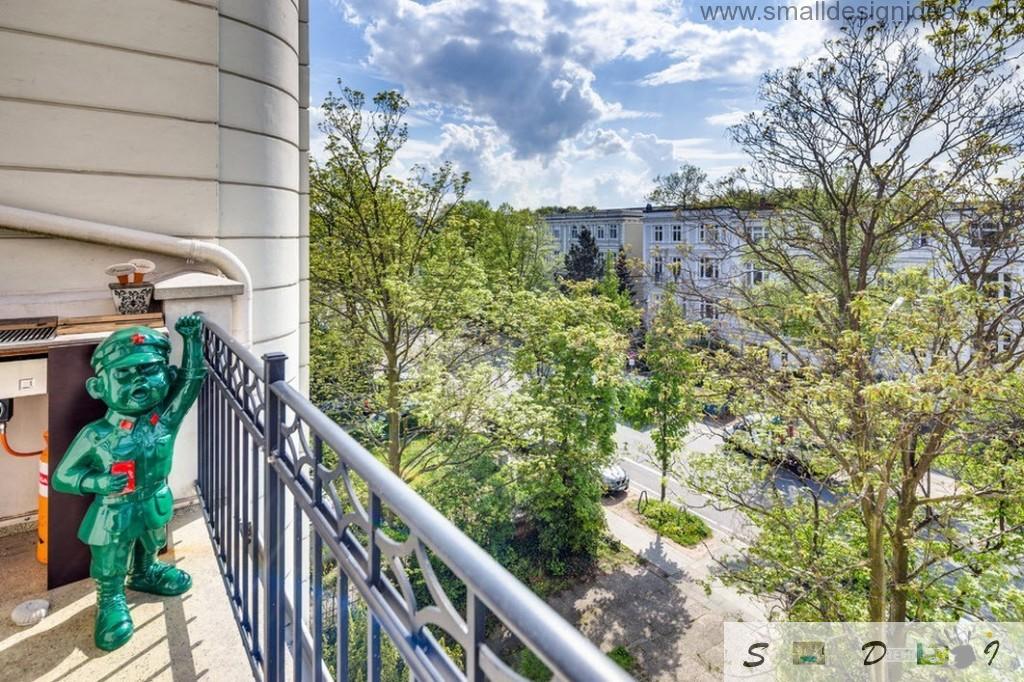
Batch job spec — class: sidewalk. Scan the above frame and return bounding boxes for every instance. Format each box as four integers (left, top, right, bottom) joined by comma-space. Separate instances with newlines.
604, 500, 762, 621
545, 495, 766, 681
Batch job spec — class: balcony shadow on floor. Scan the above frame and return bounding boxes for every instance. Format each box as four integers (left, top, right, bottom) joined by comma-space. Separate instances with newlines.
0, 505, 244, 681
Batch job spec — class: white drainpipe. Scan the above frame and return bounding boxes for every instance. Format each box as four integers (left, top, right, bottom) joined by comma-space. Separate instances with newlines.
0, 204, 252, 344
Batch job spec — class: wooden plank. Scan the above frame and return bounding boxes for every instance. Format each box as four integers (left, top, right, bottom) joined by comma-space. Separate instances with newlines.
0, 344, 50, 358
58, 312, 163, 326
56, 312, 164, 336
0, 316, 57, 331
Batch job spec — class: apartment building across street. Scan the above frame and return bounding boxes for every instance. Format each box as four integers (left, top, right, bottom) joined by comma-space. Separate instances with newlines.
550, 203, 1021, 367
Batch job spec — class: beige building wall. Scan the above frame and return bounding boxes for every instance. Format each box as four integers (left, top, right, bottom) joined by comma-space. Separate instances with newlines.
0, 0, 309, 519
623, 217, 644, 259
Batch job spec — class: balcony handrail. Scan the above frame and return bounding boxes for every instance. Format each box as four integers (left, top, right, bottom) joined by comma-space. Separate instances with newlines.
270, 380, 632, 682
195, 313, 633, 681
201, 314, 263, 374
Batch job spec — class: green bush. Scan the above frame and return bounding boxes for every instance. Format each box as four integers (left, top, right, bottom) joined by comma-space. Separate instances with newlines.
516, 648, 552, 681
640, 500, 711, 546
607, 645, 637, 672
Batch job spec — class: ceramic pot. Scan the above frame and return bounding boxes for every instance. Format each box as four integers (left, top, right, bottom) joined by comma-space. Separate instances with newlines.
109, 282, 154, 315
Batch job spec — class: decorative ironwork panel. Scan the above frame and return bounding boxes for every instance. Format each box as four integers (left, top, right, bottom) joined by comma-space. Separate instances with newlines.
195, 315, 632, 682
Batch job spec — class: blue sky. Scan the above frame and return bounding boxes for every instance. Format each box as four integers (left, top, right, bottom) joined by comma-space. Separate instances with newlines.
309, 0, 836, 208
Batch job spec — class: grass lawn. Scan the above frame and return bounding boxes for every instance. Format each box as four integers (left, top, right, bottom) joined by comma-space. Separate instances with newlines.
639, 499, 711, 546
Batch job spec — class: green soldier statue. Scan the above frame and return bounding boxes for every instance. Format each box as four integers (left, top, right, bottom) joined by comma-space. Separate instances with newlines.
52, 315, 206, 651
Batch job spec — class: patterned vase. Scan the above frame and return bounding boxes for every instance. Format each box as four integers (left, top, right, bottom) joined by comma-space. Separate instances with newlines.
108, 282, 154, 315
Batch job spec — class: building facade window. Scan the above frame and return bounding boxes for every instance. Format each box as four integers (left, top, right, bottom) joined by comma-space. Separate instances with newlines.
610, 225, 618, 239
700, 302, 720, 320
672, 224, 682, 242
671, 256, 682, 279
745, 263, 766, 286
699, 257, 720, 280
653, 256, 664, 282
745, 223, 765, 242
912, 234, 929, 248
971, 220, 1001, 247
698, 223, 719, 243
983, 272, 1014, 299
597, 225, 605, 239
654, 225, 664, 242
571, 225, 579, 238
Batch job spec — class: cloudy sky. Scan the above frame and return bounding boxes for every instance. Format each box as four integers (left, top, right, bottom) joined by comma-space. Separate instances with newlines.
310, 0, 835, 208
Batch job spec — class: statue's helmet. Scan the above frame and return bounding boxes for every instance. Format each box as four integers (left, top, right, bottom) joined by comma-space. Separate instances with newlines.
91, 326, 172, 375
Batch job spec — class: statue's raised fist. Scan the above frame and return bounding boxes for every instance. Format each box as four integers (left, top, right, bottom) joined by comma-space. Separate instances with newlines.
174, 314, 203, 338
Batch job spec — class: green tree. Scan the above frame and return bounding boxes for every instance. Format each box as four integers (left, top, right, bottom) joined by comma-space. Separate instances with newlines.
310, 84, 501, 481
614, 248, 637, 304
510, 285, 632, 570
625, 287, 703, 501
686, 15, 1024, 622
563, 227, 604, 282
456, 200, 554, 292
647, 162, 707, 208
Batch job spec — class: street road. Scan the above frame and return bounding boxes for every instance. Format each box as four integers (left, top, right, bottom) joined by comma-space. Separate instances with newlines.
613, 421, 757, 543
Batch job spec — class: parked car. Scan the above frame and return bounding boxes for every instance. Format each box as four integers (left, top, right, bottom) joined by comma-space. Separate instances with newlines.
723, 413, 829, 482
601, 463, 629, 494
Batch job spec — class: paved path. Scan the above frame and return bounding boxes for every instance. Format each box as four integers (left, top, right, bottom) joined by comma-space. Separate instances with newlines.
547, 493, 767, 681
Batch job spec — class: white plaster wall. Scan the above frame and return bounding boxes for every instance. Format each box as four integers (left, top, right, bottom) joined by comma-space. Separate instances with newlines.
0, 0, 220, 321
0, 0, 310, 510
218, 0, 308, 392
298, 0, 311, 396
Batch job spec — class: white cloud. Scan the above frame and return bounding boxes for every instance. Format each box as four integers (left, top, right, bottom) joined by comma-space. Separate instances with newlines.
329, 0, 831, 155
705, 109, 756, 126
638, 20, 829, 86
385, 122, 744, 208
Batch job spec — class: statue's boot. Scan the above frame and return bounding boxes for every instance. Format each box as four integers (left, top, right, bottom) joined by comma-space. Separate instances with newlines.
95, 577, 134, 651
127, 549, 192, 596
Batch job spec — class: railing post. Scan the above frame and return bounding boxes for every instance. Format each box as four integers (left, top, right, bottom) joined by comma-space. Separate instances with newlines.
466, 592, 489, 682
263, 352, 288, 682
367, 492, 382, 682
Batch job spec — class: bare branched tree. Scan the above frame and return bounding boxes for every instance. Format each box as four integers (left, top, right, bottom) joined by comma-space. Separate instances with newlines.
679, 11, 1024, 622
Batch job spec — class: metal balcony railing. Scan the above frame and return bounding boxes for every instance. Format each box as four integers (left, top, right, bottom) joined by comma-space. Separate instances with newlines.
194, 315, 631, 682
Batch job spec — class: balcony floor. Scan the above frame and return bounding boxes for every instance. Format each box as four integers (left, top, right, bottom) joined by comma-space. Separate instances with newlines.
0, 504, 252, 682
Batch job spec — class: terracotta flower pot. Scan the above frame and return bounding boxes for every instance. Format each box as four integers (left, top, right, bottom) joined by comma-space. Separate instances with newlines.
105, 262, 136, 286
129, 258, 155, 284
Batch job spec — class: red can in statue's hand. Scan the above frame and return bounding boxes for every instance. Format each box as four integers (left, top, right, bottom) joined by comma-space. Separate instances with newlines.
111, 461, 136, 493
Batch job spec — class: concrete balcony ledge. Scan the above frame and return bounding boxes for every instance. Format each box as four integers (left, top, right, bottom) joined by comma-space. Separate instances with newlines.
0, 505, 251, 682
153, 271, 244, 301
